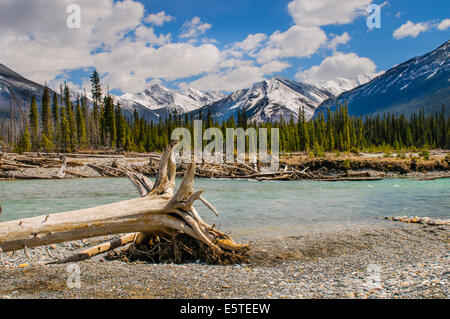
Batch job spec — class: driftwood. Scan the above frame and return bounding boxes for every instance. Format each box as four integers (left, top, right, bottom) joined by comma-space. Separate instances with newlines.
0, 142, 249, 265
1, 150, 389, 182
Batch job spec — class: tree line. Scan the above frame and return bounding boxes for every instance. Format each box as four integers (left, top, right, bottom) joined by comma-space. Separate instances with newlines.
4, 70, 449, 154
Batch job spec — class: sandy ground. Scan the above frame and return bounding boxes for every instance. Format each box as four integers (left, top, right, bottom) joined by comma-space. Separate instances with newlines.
0, 222, 448, 299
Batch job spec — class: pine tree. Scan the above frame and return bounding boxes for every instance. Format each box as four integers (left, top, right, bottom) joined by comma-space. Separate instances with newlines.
298, 107, 309, 151
18, 125, 32, 153
41, 85, 53, 141
29, 96, 39, 150
102, 93, 116, 148
114, 104, 124, 149
90, 69, 102, 146
51, 91, 60, 146
59, 105, 71, 152
40, 134, 54, 152
76, 98, 88, 148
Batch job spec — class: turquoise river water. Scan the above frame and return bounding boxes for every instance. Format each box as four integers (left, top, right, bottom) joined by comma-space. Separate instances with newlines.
0, 178, 449, 240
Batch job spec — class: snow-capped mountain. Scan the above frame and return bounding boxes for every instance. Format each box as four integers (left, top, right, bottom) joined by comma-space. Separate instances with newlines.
0, 63, 46, 118
322, 74, 379, 97
317, 40, 450, 117
118, 82, 225, 115
1, 39, 448, 124
190, 77, 340, 123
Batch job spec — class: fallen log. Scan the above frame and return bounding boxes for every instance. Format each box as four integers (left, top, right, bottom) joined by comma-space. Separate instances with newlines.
0, 142, 249, 264
87, 163, 120, 177
316, 177, 384, 182
0, 172, 54, 179
415, 175, 450, 181
0, 164, 20, 171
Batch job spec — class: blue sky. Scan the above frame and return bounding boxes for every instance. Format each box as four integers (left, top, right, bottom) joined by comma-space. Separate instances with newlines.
0, 0, 448, 95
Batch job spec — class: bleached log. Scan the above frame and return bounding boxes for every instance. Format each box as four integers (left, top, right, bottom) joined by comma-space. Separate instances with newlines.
0, 142, 248, 262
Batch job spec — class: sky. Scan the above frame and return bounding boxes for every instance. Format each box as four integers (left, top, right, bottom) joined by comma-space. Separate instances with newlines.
0, 0, 449, 96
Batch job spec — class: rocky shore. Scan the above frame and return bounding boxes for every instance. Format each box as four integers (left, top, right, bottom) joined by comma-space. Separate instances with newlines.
0, 222, 448, 299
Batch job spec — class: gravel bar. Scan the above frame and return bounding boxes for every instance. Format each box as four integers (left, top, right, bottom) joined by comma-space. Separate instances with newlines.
0, 222, 448, 299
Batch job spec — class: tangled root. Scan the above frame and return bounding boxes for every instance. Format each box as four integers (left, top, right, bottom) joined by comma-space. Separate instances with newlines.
106, 233, 249, 265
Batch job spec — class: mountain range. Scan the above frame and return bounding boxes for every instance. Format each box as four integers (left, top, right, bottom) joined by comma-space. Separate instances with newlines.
0, 40, 448, 123
317, 40, 450, 117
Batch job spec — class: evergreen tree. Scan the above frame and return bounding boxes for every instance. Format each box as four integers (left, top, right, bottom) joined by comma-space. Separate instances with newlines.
51, 91, 60, 145
18, 125, 32, 153
103, 93, 116, 148
29, 96, 39, 150
76, 98, 88, 148
90, 69, 102, 146
41, 85, 53, 141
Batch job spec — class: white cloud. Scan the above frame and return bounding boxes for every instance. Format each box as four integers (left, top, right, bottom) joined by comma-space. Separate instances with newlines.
328, 32, 351, 50
95, 42, 221, 93
437, 19, 450, 31
0, 0, 146, 83
393, 21, 430, 39
189, 60, 291, 92
144, 11, 173, 26
0, 0, 222, 93
134, 26, 171, 46
287, 0, 372, 26
295, 52, 377, 84
180, 17, 211, 39
260, 61, 291, 74
234, 33, 267, 52
258, 25, 327, 62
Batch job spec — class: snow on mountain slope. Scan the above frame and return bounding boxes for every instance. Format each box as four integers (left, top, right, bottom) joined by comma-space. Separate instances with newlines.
322, 74, 379, 96
117, 82, 225, 116
317, 40, 450, 117
191, 77, 339, 123
0, 63, 46, 118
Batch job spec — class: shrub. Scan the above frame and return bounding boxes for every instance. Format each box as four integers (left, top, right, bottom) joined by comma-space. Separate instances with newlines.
420, 149, 430, 160
342, 159, 351, 170
350, 147, 360, 155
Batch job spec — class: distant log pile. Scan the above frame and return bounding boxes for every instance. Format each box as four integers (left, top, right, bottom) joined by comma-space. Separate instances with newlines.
0, 151, 390, 182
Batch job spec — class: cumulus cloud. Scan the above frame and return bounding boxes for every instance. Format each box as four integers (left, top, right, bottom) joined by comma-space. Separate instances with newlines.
287, 0, 372, 26
95, 42, 220, 93
295, 52, 377, 84
255, 0, 372, 63
393, 21, 430, 39
0, 0, 147, 83
0, 0, 384, 94
0, 0, 222, 93
144, 11, 173, 26
437, 19, 450, 31
328, 32, 351, 50
258, 25, 327, 62
188, 60, 291, 92
179, 17, 212, 39
233, 33, 267, 52
134, 26, 171, 46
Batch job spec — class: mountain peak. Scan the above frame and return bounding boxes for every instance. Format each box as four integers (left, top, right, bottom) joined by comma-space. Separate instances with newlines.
317, 40, 450, 117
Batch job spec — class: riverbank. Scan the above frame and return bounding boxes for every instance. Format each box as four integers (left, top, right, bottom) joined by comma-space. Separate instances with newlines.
0, 222, 448, 299
1, 150, 449, 181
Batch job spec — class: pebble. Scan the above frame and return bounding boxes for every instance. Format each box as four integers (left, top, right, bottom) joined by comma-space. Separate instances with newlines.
0, 223, 448, 299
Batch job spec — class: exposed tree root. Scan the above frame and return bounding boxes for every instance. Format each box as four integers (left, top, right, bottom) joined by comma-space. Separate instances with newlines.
106, 233, 249, 265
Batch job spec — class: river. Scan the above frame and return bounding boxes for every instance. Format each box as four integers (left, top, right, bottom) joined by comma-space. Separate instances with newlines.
0, 178, 448, 240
